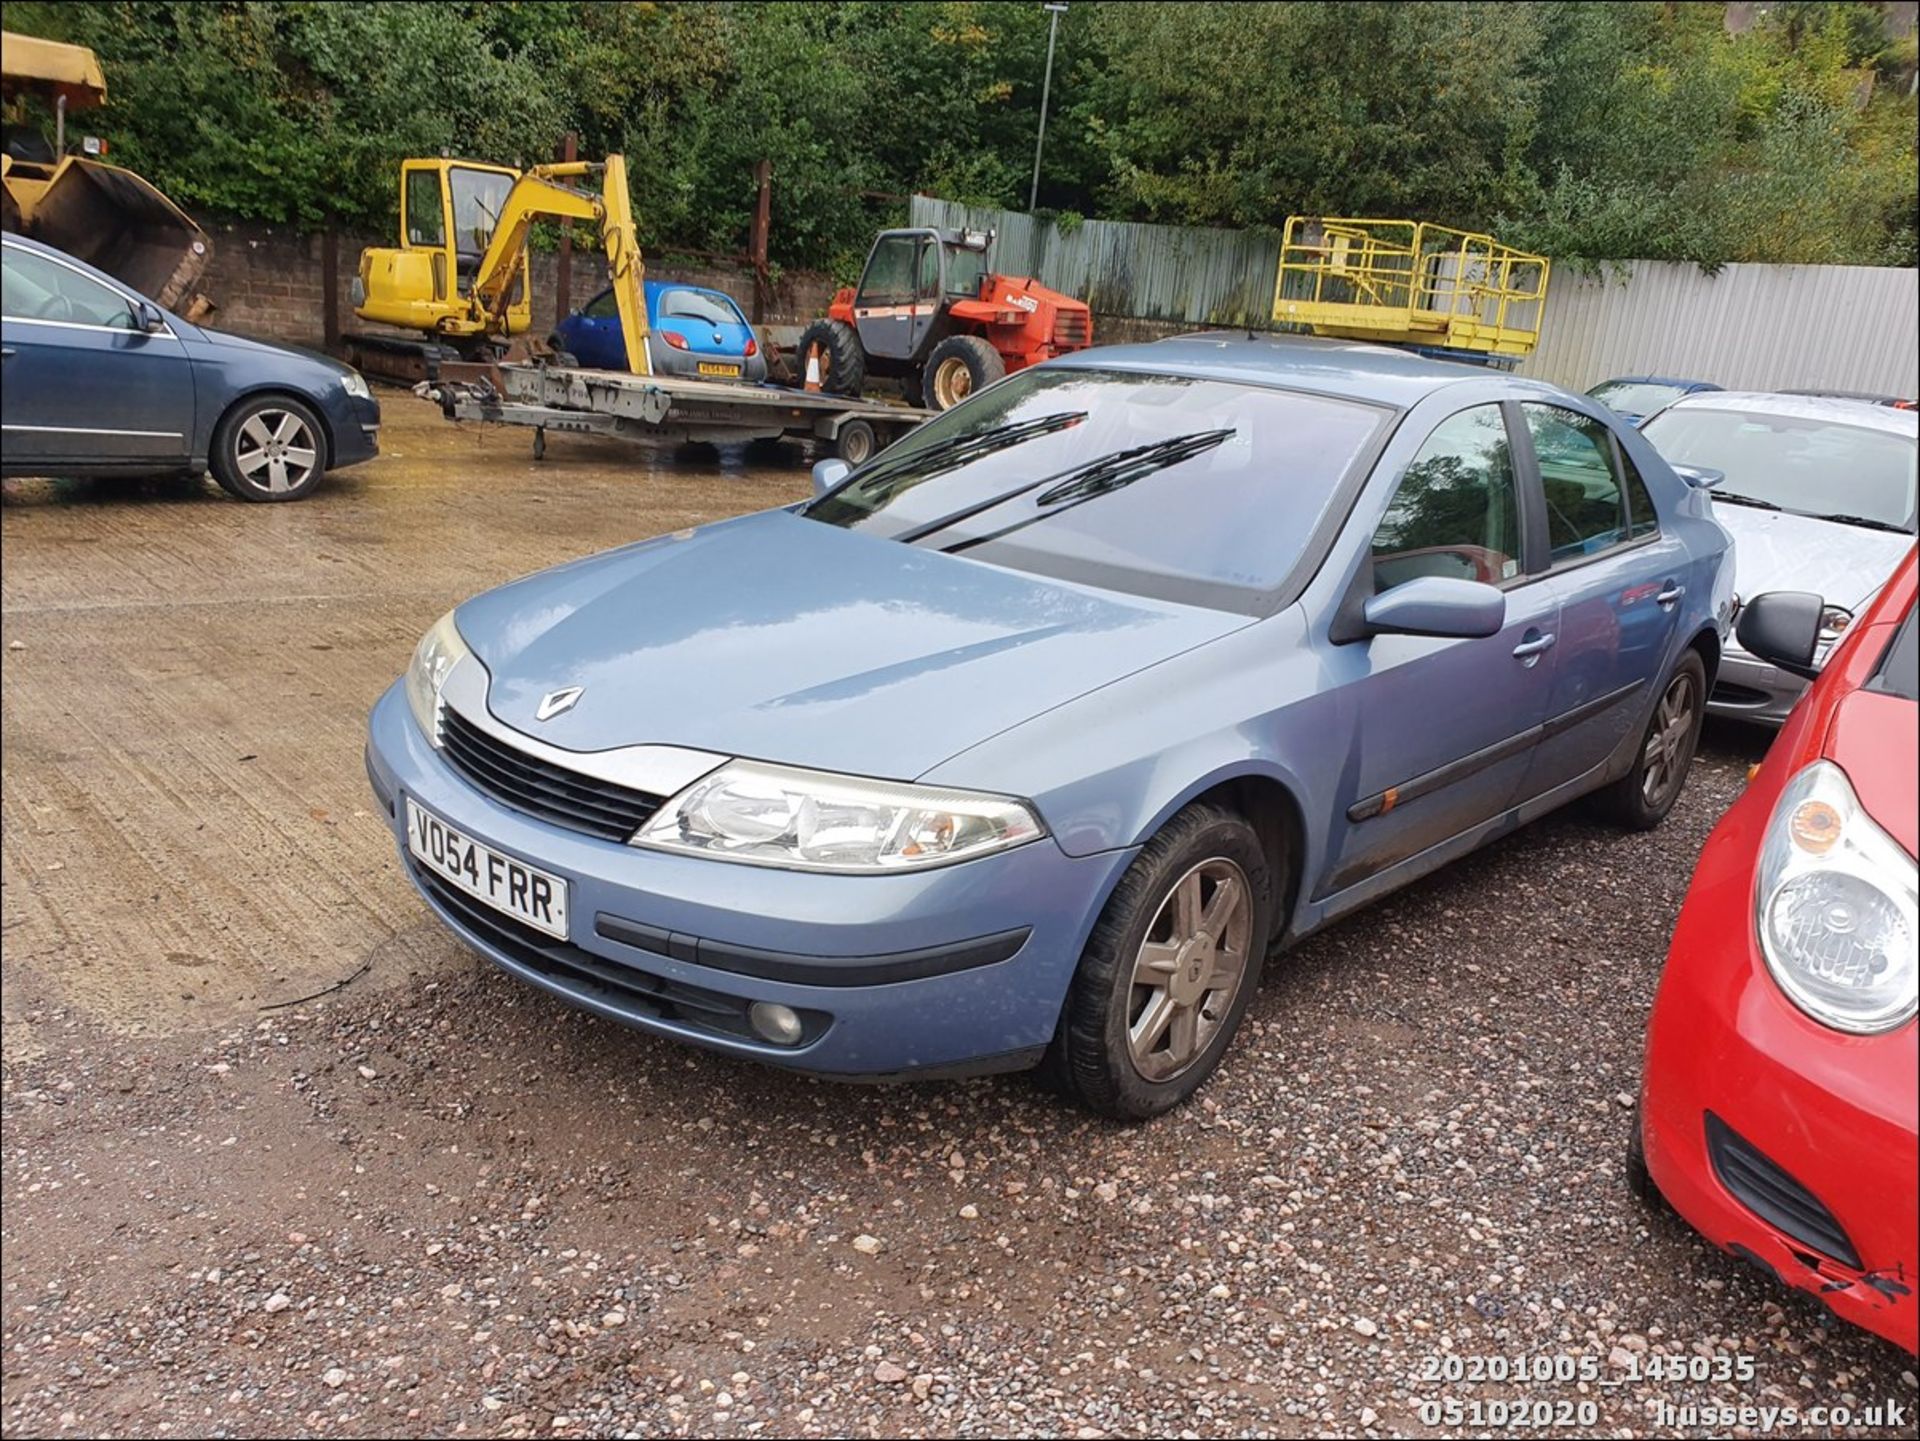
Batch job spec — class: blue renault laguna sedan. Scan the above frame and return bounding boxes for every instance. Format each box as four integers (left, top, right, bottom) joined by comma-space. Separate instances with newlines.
366, 333, 1732, 1118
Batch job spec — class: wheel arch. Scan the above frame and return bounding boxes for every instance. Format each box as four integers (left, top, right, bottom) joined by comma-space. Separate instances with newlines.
1125, 763, 1311, 946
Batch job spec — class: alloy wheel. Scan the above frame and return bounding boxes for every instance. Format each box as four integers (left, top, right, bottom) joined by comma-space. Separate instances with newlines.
1126, 857, 1254, 1082
235, 410, 319, 494
1641, 670, 1698, 807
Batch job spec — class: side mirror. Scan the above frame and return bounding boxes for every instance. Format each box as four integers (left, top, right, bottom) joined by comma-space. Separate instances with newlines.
811, 457, 851, 499
1673, 464, 1725, 490
1736, 591, 1824, 680
133, 299, 168, 334
1362, 576, 1507, 639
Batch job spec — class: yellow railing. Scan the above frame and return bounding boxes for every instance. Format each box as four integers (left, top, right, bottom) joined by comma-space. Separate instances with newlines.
1272, 217, 1550, 357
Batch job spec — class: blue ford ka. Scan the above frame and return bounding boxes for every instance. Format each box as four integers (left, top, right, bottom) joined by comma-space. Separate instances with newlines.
366, 334, 1732, 1118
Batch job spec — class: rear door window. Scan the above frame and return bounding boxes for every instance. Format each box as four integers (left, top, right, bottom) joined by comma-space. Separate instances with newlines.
1523, 404, 1631, 563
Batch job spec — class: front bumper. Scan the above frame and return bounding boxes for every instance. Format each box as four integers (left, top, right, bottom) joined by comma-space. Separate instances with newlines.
330, 393, 382, 470
1706, 647, 1807, 727
1641, 801, 1919, 1354
365, 683, 1130, 1077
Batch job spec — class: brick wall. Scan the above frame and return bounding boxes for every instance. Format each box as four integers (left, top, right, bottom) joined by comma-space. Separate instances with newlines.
196, 218, 838, 349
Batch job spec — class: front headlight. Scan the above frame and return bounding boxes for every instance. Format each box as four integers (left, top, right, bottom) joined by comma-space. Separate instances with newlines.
341, 370, 372, 401
633, 760, 1044, 872
404, 610, 471, 745
1755, 760, 1917, 1033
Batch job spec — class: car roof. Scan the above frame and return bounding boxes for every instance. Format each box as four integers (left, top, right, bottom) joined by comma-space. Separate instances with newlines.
1043, 331, 1529, 409
1593, 374, 1718, 389
1658, 390, 1920, 435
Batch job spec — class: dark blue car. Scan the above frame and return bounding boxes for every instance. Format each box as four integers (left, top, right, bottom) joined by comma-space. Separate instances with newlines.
1586, 375, 1723, 427
552, 279, 766, 381
1, 232, 379, 501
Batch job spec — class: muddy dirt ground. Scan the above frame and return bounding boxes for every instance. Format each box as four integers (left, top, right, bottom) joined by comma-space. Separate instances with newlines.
3, 396, 1914, 1438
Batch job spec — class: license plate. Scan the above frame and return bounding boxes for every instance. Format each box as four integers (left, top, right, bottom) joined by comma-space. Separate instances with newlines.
406, 798, 569, 940
697, 362, 742, 377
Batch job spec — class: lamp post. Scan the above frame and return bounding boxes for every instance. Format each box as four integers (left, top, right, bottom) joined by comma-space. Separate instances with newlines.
1029, 2, 1068, 212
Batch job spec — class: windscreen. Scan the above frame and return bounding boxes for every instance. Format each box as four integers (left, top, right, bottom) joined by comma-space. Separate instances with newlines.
1589, 380, 1688, 417
448, 168, 514, 257
1642, 405, 1918, 532
805, 367, 1387, 611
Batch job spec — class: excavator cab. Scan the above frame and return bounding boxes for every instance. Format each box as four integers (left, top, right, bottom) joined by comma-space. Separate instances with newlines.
356, 158, 530, 340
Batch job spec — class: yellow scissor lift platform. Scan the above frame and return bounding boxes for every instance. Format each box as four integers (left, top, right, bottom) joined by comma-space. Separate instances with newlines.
1272, 217, 1549, 364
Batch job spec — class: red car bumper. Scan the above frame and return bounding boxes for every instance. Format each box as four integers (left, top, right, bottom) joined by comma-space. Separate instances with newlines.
1642, 786, 1919, 1354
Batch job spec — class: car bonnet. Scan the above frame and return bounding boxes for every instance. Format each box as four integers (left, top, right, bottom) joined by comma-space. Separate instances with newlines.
454, 508, 1247, 781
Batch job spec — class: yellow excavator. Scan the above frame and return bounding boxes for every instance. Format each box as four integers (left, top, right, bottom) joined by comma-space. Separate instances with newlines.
345, 153, 649, 383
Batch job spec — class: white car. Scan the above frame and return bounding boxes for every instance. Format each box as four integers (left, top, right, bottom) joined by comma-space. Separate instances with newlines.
1641, 392, 1917, 723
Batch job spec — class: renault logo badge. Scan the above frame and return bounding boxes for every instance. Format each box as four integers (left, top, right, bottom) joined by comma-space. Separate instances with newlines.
535, 686, 584, 722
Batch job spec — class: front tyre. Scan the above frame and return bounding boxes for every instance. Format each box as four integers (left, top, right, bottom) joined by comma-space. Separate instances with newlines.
1592, 651, 1706, 830
210, 395, 329, 502
1047, 803, 1274, 1120
926, 334, 1005, 410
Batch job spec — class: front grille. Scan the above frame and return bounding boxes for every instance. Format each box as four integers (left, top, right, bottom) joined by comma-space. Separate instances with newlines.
1052, 310, 1091, 348
438, 704, 663, 842
411, 860, 821, 1044
1705, 1112, 1862, 1269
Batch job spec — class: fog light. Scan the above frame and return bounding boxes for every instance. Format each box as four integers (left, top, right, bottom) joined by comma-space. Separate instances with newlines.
748, 1001, 804, 1046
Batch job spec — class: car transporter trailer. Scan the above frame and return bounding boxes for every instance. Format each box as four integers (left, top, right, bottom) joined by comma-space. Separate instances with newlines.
423, 362, 931, 465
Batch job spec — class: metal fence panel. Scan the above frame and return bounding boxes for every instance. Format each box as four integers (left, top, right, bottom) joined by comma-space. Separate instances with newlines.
911, 195, 1281, 327
1518, 261, 1920, 396
911, 196, 1919, 397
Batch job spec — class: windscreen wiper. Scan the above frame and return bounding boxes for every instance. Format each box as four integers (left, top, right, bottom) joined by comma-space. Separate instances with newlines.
933, 428, 1237, 555
1813, 512, 1913, 535
1710, 493, 1783, 511
825, 411, 1086, 506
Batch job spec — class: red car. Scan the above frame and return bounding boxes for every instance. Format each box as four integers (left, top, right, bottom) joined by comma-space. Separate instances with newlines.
1635, 546, 1918, 1354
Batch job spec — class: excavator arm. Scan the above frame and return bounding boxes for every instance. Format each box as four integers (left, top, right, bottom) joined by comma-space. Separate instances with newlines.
465, 156, 650, 376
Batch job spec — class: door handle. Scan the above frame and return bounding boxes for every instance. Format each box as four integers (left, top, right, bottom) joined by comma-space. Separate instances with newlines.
1656, 584, 1685, 608
1512, 633, 1556, 660
0, 347, 14, 360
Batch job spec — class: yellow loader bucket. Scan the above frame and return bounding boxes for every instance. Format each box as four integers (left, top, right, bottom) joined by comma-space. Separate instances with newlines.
2, 154, 211, 312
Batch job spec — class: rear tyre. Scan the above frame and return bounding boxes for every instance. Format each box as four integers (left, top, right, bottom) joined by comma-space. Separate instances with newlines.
1591, 651, 1706, 830
210, 394, 329, 503
926, 334, 1005, 410
795, 319, 865, 397
834, 419, 877, 467
1044, 803, 1274, 1121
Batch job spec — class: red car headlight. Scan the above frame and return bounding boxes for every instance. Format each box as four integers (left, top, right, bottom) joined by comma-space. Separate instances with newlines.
1756, 760, 1918, 1033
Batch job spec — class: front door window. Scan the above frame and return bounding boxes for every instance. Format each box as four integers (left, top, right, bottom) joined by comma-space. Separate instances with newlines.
1372, 404, 1524, 590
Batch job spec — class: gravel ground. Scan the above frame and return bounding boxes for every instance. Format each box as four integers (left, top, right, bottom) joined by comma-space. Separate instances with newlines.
4, 397, 1915, 1438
